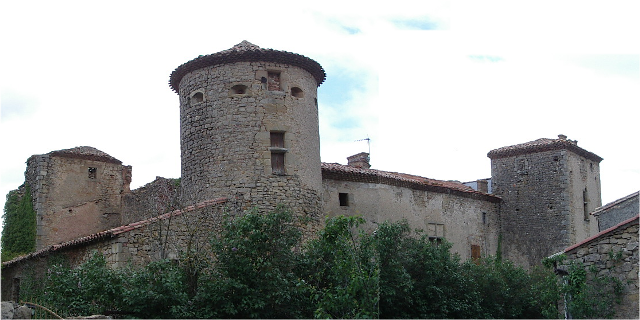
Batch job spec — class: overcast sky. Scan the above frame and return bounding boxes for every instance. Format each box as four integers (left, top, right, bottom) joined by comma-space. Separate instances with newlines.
1, 0, 638, 225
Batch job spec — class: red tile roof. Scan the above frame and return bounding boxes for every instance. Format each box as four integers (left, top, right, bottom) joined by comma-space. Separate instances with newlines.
1, 197, 227, 267
563, 214, 639, 253
169, 40, 326, 92
321, 162, 501, 203
487, 136, 603, 162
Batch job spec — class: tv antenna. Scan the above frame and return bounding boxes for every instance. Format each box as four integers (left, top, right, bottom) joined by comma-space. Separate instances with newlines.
355, 136, 371, 154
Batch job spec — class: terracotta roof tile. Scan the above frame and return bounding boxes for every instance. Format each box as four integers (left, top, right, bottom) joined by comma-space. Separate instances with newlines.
169, 40, 326, 92
321, 162, 501, 203
487, 136, 603, 162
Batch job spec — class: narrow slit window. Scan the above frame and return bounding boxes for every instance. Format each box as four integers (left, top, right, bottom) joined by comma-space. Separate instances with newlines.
339, 193, 349, 207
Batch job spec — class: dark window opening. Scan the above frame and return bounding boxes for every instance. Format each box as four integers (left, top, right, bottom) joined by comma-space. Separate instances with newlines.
12, 278, 20, 301
268, 71, 282, 91
429, 237, 443, 245
192, 92, 204, 103
231, 84, 248, 95
291, 87, 304, 98
339, 193, 349, 207
88, 167, 97, 179
482, 212, 487, 225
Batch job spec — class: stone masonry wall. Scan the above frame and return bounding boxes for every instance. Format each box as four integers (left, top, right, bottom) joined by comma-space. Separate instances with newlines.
25, 155, 130, 250
178, 61, 322, 227
561, 218, 639, 319
122, 177, 180, 225
322, 178, 500, 261
492, 149, 572, 268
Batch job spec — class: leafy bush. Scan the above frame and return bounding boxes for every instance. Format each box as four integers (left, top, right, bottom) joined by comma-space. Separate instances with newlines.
2, 185, 37, 261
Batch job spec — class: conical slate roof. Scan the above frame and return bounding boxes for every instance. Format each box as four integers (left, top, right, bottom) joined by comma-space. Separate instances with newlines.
169, 40, 326, 92
48, 146, 122, 164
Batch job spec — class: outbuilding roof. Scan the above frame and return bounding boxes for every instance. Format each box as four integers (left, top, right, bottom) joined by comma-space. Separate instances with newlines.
487, 135, 603, 162
169, 40, 326, 92
563, 214, 639, 253
321, 162, 501, 203
1, 197, 227, 268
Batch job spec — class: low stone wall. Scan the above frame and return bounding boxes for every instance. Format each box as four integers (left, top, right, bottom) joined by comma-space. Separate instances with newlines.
561, 216, 639, 319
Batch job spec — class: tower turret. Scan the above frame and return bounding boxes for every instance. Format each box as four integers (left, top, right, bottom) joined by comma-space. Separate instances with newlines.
169, 41, 325, 221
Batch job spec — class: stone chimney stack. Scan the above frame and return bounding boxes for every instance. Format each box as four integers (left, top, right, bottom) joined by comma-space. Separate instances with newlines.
347, 152, 370, 169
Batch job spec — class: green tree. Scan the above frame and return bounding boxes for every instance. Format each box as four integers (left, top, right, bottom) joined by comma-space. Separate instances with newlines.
2, 185, 37, 261
299, 215, 379, 319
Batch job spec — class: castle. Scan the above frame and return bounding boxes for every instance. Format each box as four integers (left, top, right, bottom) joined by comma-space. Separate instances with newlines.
2, 41, 635, 302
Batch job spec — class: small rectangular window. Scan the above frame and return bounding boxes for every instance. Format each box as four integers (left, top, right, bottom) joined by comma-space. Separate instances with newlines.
267, 71, 282, 91
88, 167, 97, 179
339, 193, 349, 207
427, 223, 445, 244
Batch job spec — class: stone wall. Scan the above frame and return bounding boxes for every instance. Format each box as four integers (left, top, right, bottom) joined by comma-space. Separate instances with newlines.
25, 153, 131, 250
492, 148, 599, 268
122, 177, 179, 225
560, 216, 639, 319
177, 60, 323, 228
322, 178, 500, 261
594, 191, 639, 231
1, 199, 228, 300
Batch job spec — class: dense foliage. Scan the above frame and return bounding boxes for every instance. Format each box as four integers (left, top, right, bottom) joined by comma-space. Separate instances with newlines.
17, 208, 622, 319
2, 185, 37, 261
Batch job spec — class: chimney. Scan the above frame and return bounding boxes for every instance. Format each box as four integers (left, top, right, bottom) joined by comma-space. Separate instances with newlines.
476, 179, 489, 193
558, 134, 567, 140
347, 152, 370, 169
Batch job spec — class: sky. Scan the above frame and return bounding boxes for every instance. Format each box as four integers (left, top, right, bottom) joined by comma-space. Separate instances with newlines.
1, 0, 639, 228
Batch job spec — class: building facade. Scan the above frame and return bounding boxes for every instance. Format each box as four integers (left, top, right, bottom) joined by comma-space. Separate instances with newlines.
4, 42, 632, 304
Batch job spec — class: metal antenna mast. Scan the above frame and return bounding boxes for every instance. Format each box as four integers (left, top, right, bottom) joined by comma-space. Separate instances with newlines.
355, 136, 371, 154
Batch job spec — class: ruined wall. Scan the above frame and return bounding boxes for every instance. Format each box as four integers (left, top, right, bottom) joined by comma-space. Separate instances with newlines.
122, 177, 180, 225
25, 154, 131, 250
560, 217, 639, 319
178, 61, 322, 228
321, 179, 500, 261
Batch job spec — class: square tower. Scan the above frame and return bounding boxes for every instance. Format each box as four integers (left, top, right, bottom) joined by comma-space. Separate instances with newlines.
488, 135, 602, 268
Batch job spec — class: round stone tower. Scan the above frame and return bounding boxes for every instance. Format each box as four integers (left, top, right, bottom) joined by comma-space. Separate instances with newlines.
169, 41, 325, 220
